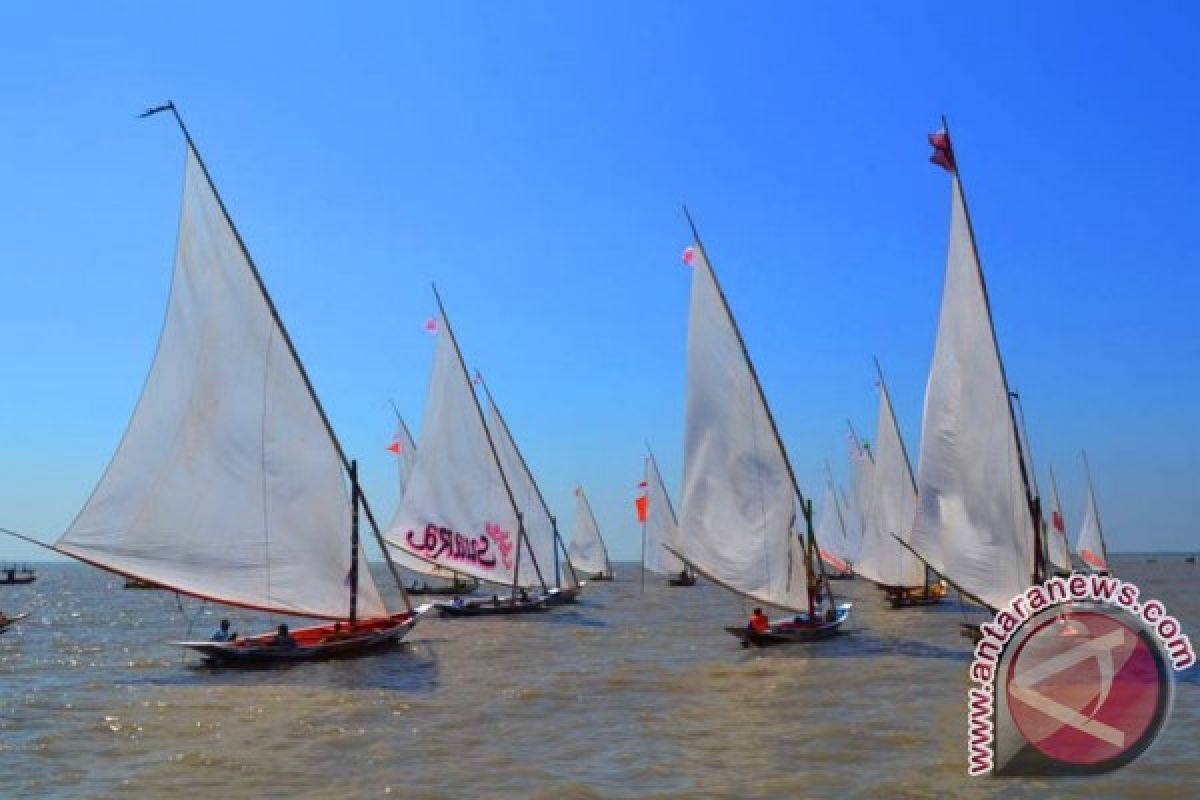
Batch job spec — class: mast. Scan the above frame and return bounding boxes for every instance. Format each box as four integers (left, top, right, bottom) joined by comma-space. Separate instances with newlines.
431, 286, 547, 595
938, 116, 1043, 589
138, 102, 411, 614
684, 207, 823, 620
349, 459, 360, 623
479, 376, 578, 588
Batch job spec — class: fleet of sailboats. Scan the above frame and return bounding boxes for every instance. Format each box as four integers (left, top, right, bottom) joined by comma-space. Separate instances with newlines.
0, 111, 1130, 657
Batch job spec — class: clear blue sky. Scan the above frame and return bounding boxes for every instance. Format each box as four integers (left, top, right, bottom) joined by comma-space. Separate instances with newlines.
1, 2, 1197, 564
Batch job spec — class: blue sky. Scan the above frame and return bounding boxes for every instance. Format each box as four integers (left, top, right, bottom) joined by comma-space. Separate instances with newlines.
1, 2, 1197, 563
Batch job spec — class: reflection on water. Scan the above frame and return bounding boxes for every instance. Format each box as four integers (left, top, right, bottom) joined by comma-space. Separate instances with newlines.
0, 557, 1196, 798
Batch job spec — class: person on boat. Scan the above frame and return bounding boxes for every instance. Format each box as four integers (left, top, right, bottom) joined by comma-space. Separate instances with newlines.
272, 624, 296, 649
492, 594, 500, 607
451, 596, 465, 609
209, 619, 236, 642
748, 608, 769, 634
518, 589, 529, 604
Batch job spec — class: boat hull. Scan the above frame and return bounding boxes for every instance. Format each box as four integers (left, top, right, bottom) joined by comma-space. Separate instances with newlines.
726, 603, 853, 648
0, 613, 29, 634
668, 575, 696, 587
436, 598, 549, 617
176, 610, 427, 665
589, 572, 614, 582
540, 586, 582, 606
124, 578, 160, 590
407, 583, 479, 596
0, 575, 36, 585
887, 585, 948, 609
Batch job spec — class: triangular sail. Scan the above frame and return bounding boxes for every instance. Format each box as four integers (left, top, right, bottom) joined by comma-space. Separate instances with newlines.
854, 374, 926, 588
568, 487, 611, 577
56, 144, 386, 620
677, 241, 812, 613
815, 483, 853, 575
485, 396, 568, 587
908, 151, 1036, 613
642, 453, 685, 576
386, 417, 459, 581
385, 312, 537, 589
1076, 465, 1110, 573
1046, 467, 1073, 573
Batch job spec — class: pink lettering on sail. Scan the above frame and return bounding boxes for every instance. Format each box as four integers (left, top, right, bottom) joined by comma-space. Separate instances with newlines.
486, 523, 514, 570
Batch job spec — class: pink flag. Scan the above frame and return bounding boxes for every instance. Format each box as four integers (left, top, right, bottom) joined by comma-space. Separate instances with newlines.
682, 246, 695, 266
637, 480, 648, 489
929, 129, 955, 173
472, 370, 483, 386
424, 318, 439, 334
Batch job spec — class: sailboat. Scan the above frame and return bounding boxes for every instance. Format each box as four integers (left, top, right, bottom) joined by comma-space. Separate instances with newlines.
568, 487, 614, 581
855, 360, 946, 608
639, 449, 695, 587
672, 212, 851, 647
1045, 466, 1074, 577
387, 413, 479, 596
1076, 452, 1112, 574
384, 292, 552, 617
34, 103, 427, 664
902, 121, 1045, 642
481, 377, 584, 605
814, 467, 855, 580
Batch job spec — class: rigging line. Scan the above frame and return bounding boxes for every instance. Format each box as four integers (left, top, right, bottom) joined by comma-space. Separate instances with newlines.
260, 329, 275, 622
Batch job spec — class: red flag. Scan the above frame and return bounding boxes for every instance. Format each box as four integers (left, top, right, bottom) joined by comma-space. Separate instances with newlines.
386, 439, 402, 455
928, 129, 955, 173
1051, 510, 1064, 533
424, 318, 438, 334
634, 495, 649, 523
682, 245, 695, 266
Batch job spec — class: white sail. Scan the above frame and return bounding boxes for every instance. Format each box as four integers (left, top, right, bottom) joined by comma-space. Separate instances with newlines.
385, 313, 536, 588
642, 453, 685, 576
848, 432, 874, 537
385, 417, 459, 581
838, 486, 863, 567
815, 483, 852, 575
56, 144, 386, 620
908, 171, 1036, 612
854, 378, 926, 588
486, 398, 563, 587
1047, 468, 1073, 573
568, 487, 611, 577
677, 243, 811, 613
1076, 478, 1109, 572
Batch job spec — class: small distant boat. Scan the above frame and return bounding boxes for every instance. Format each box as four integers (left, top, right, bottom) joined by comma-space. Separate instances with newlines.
0, 565, 36, 585
123, 577, 160, 590
639, 447, 697, 588
1044, 466, 1074, 578
406, 578, 480, 596
22, 104, 426, 666
435, 594, 550, 617
670, 212, 850, 647
568, 486, 614, 582
1186, 556, 1196, 564
1075, 452, 1113, 576
0, 612, 30, 634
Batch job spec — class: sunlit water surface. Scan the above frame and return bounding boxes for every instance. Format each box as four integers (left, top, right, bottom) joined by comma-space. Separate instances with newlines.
0, 557, 1196, 798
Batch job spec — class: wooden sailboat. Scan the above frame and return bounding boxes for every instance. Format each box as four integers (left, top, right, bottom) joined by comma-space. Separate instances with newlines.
671, 211, 851, 647
1076, 451, 1112, 575
568, 487, 614, 581
814, 466, 855, 580
383, 291, 552, 617
855, 359, 946, 608
0, 564, 36, 585
901, 121, 1046, 642
639, 449, 696, 587
40, 103, 427, 664
387, 412, 480, 596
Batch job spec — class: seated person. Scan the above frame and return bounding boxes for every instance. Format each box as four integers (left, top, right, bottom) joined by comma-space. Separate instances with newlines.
518, 589, 529, 603
210, 619, 236, 642
272, 623, 297, 649
451, 596, 465, 609
748, 607, 769, 633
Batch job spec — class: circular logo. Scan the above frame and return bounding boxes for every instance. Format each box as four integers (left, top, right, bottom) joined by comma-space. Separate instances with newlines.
1005, 610, 1170, 771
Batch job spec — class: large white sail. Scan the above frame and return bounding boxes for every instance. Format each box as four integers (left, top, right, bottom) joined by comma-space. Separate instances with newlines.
642, 453, 685, 576
1046, 467, 1073, 573
854, 377, 926, 588
385, 417, 459, 581
908, 152, 1036, 612
385, 313, 536, 588
56, 144, 386, 620
677, 243, 811, 613
568, 487, 611, 577
1076, 476, 1109, 572
486, 397, 564, 587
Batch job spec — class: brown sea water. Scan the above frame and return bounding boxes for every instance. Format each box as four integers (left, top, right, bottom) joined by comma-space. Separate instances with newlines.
0, 556, 1196, 799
